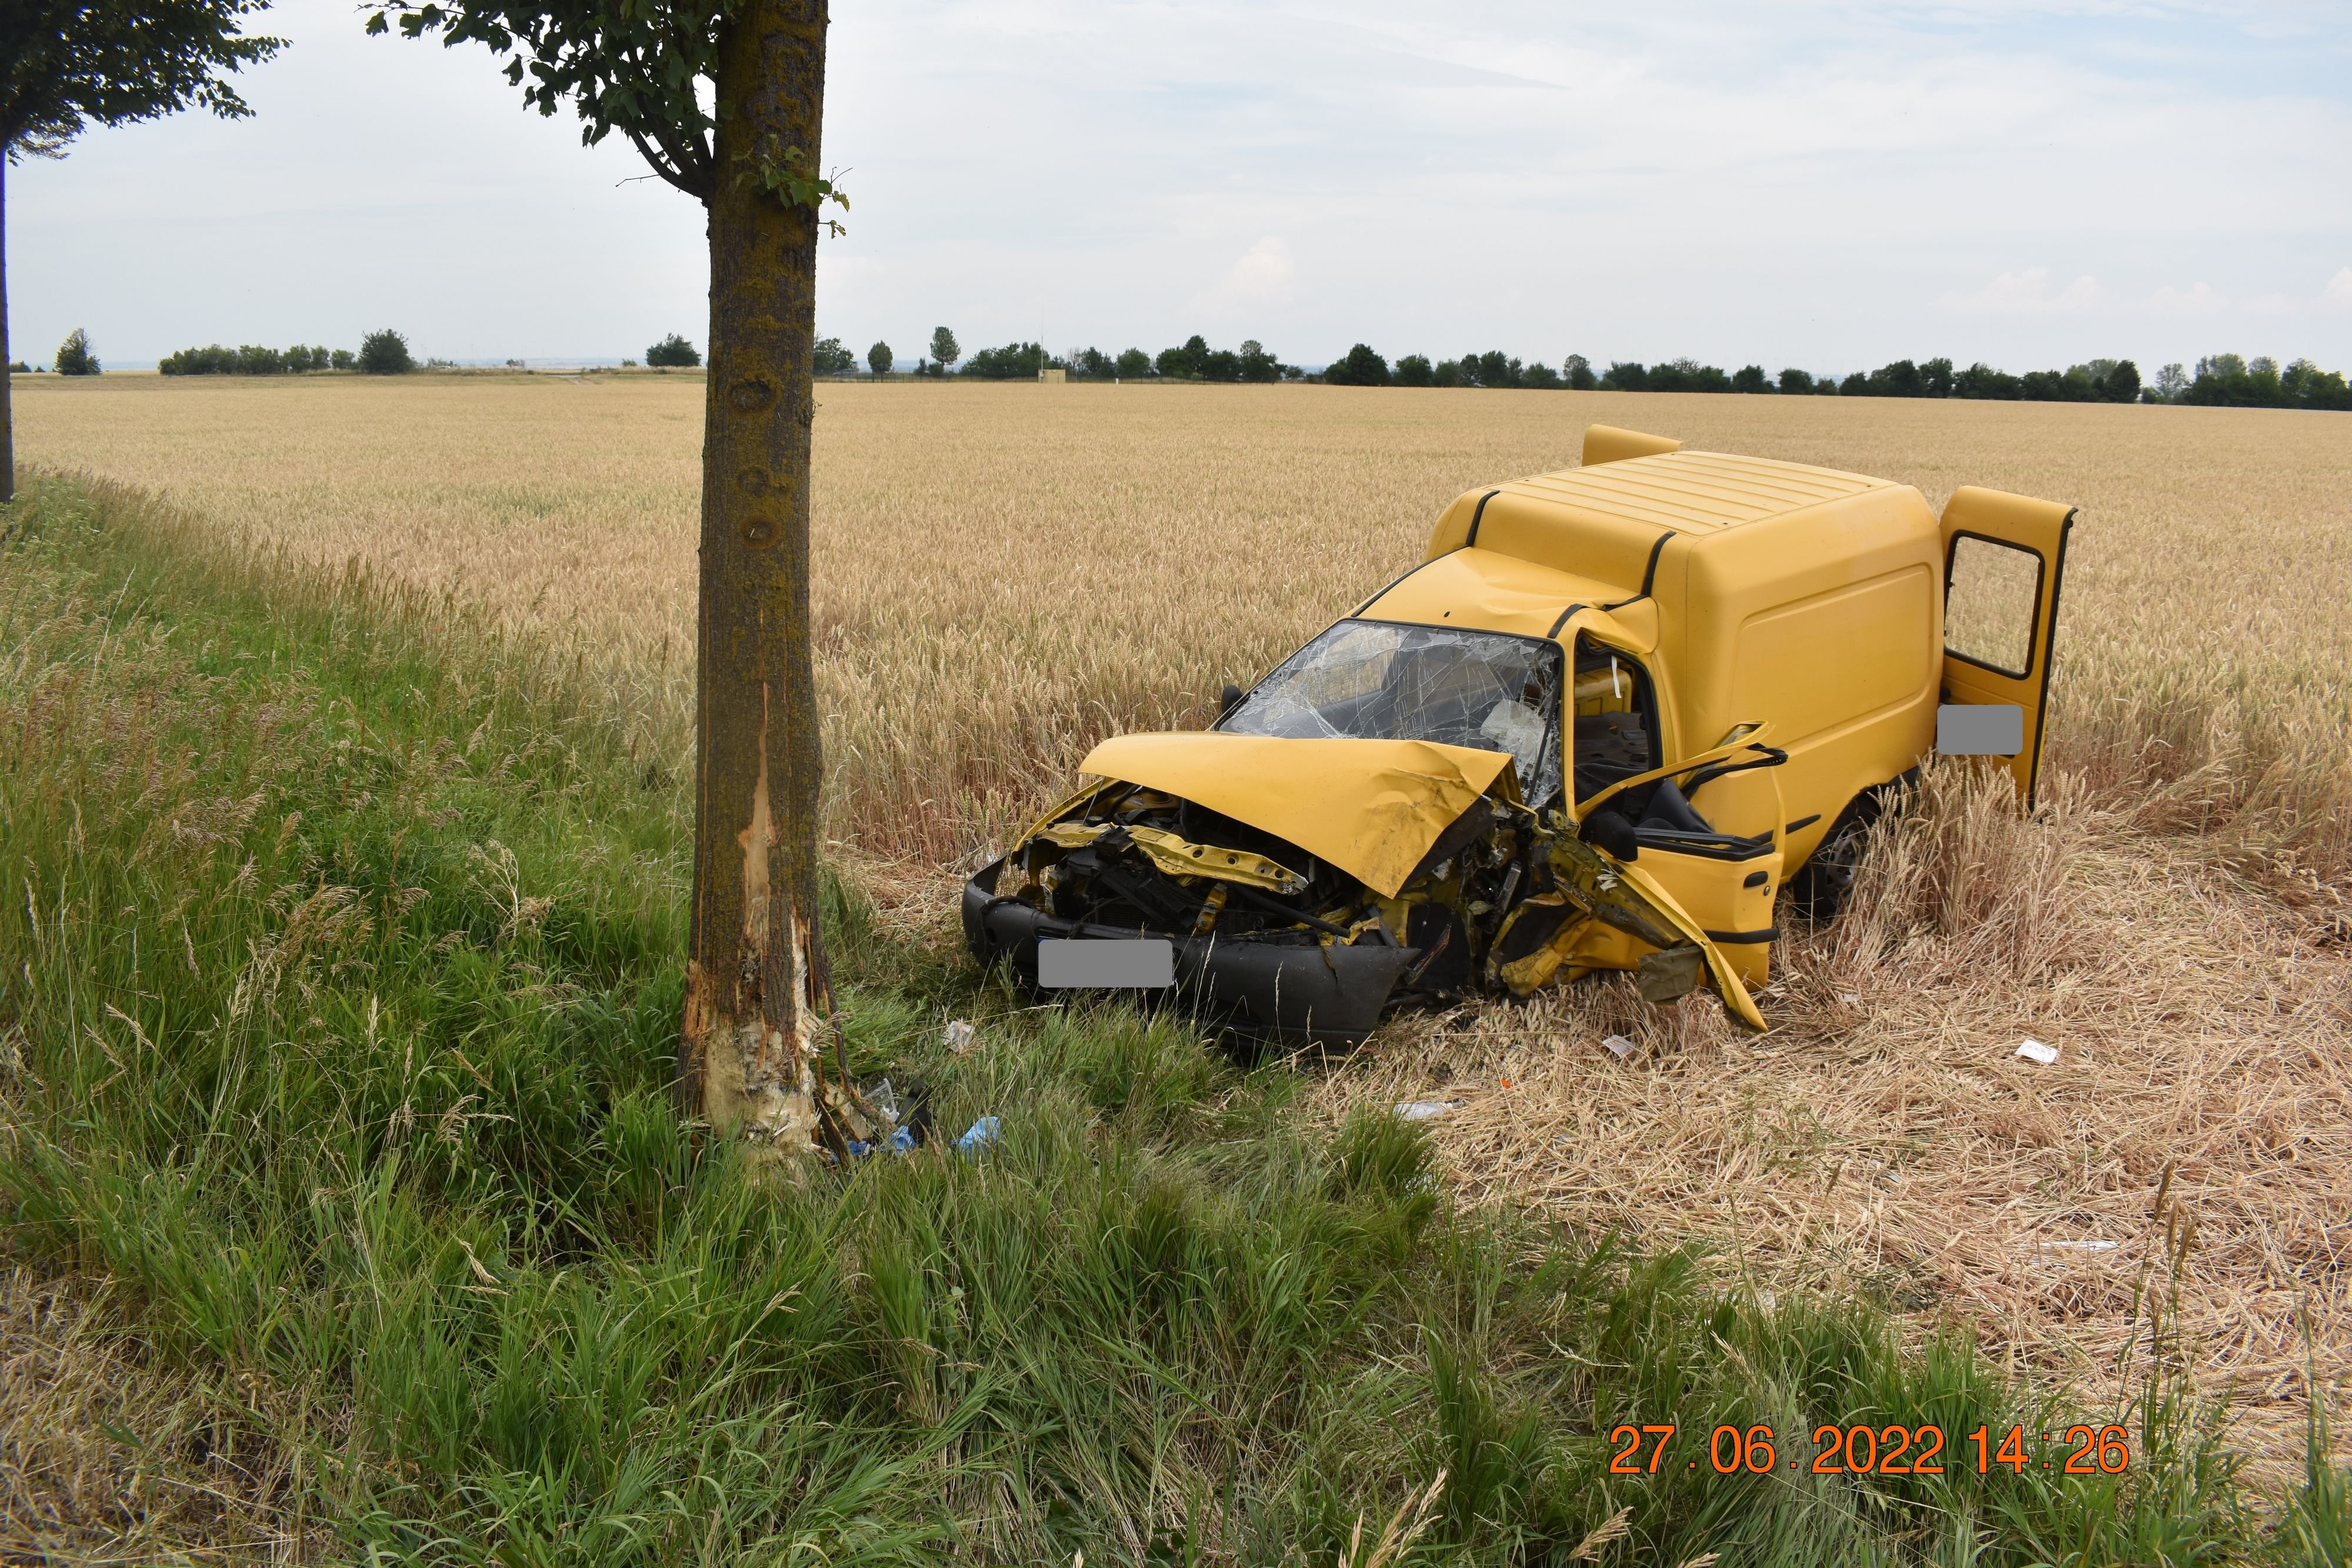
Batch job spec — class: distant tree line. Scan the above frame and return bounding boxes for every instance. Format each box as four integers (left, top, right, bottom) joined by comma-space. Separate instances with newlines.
1312, 344, 2351, 409
161, 329, 414, 375
813, 329, 1304, 382
148, 329, 719, 376
2164, 353, 2351, 410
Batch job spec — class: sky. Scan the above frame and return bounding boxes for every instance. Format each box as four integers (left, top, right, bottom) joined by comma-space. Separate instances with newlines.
9, 0, 2351, 373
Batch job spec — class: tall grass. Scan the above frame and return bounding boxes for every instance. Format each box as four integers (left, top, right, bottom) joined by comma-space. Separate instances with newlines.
3, 472, 2319, 1561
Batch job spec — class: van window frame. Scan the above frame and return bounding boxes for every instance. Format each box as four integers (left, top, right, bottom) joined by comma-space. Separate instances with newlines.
1566, 628, 1665, 811
1942, 530, 2046, 682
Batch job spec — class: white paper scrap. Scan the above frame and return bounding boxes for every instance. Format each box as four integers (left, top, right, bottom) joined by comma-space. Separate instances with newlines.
943, 1019, 980, 1054
1394, 1101, 1458, 1122
1602, 1034, 1638, 1060
2015, 1039, 2059, 1065
2037, 1239, 2119, 1253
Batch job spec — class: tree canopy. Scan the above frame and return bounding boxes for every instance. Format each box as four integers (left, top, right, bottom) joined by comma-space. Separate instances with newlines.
1, 0, 283, 157
367, 1, 720, 199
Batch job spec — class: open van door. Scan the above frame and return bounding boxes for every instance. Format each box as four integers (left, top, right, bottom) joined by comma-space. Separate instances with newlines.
1937, 486, 2076, 807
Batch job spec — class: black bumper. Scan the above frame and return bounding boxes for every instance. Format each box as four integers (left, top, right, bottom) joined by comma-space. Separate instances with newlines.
961, 858, 1419, 1045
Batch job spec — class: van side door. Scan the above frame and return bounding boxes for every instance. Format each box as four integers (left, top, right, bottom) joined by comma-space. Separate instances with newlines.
1937, 487, 2076, 807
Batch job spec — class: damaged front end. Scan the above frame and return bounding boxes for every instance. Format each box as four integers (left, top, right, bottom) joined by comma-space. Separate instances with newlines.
963, 726, 1770, 1046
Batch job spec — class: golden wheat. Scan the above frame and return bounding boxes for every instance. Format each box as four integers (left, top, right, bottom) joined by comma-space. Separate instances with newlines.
15, 372, 2351, 1470
22, 373, 2351, 874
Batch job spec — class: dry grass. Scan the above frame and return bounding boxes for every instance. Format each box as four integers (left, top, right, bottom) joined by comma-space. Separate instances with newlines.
15, 372, 2351, 1478
1316, 763, 2351, 1482
0, 1268, 310, 1562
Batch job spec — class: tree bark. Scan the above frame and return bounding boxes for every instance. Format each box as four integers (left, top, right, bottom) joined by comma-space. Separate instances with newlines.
4, 155, 15, 505
679, 0, 837, 1162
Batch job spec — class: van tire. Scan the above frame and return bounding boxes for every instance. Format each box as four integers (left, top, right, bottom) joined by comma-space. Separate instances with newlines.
1787, 776, 1910, 921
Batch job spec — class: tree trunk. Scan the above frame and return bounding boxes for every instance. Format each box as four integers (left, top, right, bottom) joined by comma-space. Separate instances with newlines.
3, 156, 14, 505
679, 0, 838, 1163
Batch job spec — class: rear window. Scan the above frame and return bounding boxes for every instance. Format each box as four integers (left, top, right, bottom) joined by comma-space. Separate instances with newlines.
1219, 619, 1563, 804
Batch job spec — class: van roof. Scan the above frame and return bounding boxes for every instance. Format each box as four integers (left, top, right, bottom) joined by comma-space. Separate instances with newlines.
1499, 449, 1889, 533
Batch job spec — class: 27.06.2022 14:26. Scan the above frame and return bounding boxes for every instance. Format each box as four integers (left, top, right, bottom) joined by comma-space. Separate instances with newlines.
1608, 1423, 2134, 1476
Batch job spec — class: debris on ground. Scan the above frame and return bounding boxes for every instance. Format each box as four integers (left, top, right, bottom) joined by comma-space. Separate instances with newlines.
1393, 1101, 1458, 1121
2015, 1038, 2059, 1065
943, 1018, 980, 1054
956, 1115, 1001, 1156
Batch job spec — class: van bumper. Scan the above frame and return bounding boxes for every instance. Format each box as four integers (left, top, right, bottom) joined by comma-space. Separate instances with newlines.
962, 858, 1419, 1045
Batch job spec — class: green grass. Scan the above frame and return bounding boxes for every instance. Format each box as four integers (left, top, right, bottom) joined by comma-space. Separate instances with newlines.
0, 472, 2340, 1564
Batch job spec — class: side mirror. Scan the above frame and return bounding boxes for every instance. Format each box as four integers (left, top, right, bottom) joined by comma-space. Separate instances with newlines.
1218, 682, 1244, 718
1578, 810, 1639, 861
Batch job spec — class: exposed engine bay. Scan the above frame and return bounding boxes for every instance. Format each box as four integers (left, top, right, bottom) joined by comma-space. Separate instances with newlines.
963, 617, 1783, 1045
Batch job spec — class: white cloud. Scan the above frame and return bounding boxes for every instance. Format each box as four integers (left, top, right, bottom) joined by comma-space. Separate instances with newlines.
2148, 281, 2230, 317
2325, 268, 2352, 311
1193, 238, 1297, 317
1945, 269, 2104, 316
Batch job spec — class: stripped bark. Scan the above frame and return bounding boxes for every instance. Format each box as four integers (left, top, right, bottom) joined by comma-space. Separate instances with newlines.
679, 0, 836, 1160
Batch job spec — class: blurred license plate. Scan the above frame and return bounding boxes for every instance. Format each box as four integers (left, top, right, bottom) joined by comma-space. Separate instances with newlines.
1037, 938, 1174, 988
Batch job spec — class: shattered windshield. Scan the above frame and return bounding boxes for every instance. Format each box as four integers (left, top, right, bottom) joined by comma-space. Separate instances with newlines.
1219, 619, 1564, 804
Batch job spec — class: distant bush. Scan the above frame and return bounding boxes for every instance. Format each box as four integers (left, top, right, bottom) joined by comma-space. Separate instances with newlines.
162, 342, 341, 376
160, 345, 234, 375
1114, 347, 1151, 379
2177, 352, 2351, 410
966, 341, 1048, 379
646, 333, 699, 368
1732, 365, 1769, 394
1646, 358, 1732, 393
331, 348, 355, 370
1602, 361, 1648, 392
1563, 353, 1595, 390
54, 328, 99, 376
6, 360, 26, 373
1324, 343, 1389, 386
1393, 353, 1434, 388
1952, 362, 2019, 399
358, 329, 414, 375
1778, 368, 1816, 394
1464, 350, 1522, 388
1521, 362, 1562, 389
813, 336, 856, 375
867, 340, 893, 375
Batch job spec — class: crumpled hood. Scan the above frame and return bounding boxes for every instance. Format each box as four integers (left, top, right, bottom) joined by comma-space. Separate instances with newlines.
1077, 733, 1516, 899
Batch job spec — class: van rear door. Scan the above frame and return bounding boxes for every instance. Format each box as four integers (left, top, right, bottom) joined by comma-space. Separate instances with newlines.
1937, 487, 2076, 807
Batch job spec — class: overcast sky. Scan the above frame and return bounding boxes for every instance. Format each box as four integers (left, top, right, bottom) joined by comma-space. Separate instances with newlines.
10, 0, 2350, 372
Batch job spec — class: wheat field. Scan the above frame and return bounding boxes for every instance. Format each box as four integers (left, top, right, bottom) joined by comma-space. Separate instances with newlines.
15, 372, 2351, 1474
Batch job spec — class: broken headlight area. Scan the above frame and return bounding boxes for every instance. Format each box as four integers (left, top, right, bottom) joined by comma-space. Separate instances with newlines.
963, 762, 1765, 1047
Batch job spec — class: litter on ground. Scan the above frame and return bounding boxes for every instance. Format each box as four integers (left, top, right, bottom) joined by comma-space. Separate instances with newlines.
2015, 1038, 2060, 1065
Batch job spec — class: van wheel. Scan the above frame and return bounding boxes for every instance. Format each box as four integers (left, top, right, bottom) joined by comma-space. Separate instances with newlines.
1788, 782, 1903, 921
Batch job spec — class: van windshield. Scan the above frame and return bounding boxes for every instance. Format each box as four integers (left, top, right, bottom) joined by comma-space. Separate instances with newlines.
1218, 620, 1563, 804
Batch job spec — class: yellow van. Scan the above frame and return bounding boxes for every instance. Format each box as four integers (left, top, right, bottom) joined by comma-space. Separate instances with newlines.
964, 424, 2074, 1041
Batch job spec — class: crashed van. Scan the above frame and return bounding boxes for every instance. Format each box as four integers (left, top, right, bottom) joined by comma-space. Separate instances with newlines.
964, 424, 2074, 1042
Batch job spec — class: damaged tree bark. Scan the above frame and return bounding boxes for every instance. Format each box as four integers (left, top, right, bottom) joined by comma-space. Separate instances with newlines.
680, 0, 835, 1160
